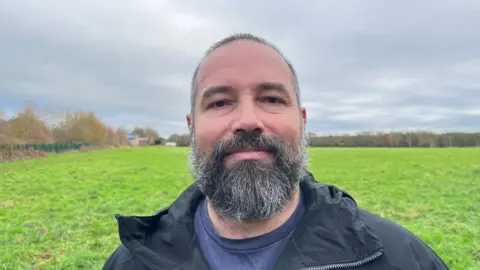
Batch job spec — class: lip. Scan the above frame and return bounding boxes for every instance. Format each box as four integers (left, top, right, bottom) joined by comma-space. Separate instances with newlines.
223, 147, 275, 163
225, 147, 271, 155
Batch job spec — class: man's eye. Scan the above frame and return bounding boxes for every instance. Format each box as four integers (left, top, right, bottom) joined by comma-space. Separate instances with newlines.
214, 101, 226, 107
208, 100, 230, 108
262, 97, 282, 104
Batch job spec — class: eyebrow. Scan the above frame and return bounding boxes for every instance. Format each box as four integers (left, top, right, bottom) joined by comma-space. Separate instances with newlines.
257, 82, 290, 97
200, 85, 233, 102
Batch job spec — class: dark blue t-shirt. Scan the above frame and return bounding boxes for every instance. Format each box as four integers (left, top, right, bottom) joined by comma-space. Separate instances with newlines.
194, 193, 305, 270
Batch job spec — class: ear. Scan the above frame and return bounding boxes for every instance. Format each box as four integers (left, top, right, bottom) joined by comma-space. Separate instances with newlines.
186, 113, 192, 130
301, 107, 307, 127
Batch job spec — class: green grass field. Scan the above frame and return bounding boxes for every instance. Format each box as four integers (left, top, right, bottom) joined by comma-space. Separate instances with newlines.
1, 147, 479, 269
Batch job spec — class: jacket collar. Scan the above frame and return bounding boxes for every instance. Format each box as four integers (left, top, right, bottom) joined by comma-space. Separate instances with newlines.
273, 172, 384, 269
115, 172, 384, 269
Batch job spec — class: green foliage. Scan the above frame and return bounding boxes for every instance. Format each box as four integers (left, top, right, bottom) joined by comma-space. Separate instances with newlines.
0, 147, 478, 269
307, 131, 480, 147
0, 142, 91, 153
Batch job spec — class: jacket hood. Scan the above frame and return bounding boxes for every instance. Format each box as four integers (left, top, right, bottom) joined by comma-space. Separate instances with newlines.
114, 172, 384, 269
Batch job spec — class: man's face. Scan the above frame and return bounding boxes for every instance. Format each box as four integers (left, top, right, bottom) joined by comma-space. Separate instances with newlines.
187, 40, 308, 221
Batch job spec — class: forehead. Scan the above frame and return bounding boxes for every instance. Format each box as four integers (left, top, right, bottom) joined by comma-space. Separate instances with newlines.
196, 40, 293, 92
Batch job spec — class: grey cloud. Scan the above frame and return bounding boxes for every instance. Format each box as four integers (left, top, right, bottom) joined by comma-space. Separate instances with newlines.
0, 0, 479, 136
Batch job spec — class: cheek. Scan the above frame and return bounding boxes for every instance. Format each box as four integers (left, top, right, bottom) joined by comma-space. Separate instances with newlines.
266, 115, 302, 144
193, 118, 228, 154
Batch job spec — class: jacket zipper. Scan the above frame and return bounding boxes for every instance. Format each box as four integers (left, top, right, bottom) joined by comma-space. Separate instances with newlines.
297, 249, 383, 270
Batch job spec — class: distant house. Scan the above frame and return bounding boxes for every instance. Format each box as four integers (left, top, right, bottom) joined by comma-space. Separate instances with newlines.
138, 137, 149, 145
128, 134, 149, 146
165, 142, 177, 147
127, 134, 137, 144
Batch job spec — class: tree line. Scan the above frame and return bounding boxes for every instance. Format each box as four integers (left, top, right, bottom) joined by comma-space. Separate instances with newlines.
0, 106, 162, 146
1, 106, 478, 148
306, 131, 480, 148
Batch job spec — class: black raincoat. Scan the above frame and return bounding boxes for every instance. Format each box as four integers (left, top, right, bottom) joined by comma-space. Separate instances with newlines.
102, 172, 449, 270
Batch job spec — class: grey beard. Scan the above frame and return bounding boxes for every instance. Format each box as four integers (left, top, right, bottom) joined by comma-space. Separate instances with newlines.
188, 128, 309, 222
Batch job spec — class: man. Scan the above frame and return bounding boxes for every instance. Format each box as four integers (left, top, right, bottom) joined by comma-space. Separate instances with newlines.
103, 33, 449, 270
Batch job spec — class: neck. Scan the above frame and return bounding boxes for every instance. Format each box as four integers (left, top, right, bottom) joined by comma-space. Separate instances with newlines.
205, 187, 301, 239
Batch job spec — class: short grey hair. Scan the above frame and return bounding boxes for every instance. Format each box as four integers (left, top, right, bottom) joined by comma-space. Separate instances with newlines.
189, 33, 301, 121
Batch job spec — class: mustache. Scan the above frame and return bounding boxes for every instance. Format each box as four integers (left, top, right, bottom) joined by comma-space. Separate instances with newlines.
210, 132, 282, 161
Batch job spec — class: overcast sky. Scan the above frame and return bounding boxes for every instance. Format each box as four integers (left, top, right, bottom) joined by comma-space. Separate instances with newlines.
1, 1, 479, 137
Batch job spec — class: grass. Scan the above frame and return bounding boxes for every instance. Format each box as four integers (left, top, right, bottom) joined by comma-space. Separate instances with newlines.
1, 147, 479, 269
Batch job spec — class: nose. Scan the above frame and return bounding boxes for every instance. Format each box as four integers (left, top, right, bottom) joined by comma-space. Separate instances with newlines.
231, 101, 265, 134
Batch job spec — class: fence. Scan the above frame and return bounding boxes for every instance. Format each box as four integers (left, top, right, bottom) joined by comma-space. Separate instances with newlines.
0, 142, 91, 153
